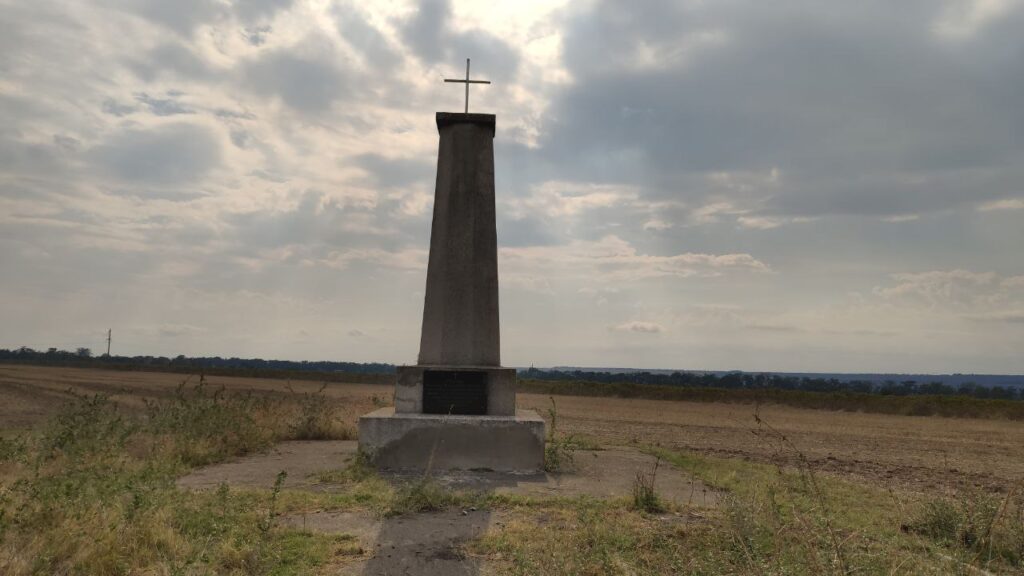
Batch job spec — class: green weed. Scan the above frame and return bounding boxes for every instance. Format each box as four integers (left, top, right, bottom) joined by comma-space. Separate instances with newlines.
631, 458, 664, 513
388, 479, 455, 516
544, 396, 576, 473
314, 450, 375, 485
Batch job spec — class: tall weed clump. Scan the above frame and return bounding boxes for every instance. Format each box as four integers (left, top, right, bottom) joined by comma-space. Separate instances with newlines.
631, 458, 664, 513
284, 382, 354, 441
144, 375, 276, 466
908, 487, 1024, 569
544, 396, 576, 473
2, 393, 171, 573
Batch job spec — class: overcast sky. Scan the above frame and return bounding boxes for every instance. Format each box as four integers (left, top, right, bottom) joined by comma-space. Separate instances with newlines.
2, 0, 1023, 373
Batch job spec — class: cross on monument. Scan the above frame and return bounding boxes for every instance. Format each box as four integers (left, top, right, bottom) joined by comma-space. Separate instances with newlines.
444, 58, 490, 113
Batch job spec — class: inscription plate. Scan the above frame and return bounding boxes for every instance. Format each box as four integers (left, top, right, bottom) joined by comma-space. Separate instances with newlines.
422, 370, 488, 415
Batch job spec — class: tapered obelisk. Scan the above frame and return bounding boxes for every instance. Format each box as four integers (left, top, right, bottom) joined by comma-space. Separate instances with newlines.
418, 112, 500, 368
358, 61, 545, 472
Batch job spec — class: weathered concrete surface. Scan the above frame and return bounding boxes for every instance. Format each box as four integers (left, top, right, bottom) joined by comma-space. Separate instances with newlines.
176, 440, 358, 490
178, 441, 718, 507
394, 365, 515, 416
279, 509, 492, 576
181, 442, 719, 575
358, 407, 544, 472
427, 447, 720, 507
417, 113, 500, 367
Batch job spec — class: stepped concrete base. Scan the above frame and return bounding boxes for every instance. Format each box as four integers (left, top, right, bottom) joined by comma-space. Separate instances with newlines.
358, 407, 545, 473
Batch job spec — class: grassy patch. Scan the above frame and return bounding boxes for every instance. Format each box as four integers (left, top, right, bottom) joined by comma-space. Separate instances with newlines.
643, 444, 1024, 575
385, 479, 533, 518
0, 379, 353, 575
473, 408, 1012, 575
473, 503, 695, 575
388, 479, 457, 516
475, 445, 965, 575
907, 487, 1024, 568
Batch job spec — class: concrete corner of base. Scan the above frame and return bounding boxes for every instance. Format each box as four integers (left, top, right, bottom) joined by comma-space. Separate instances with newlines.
357, 407, 546, 473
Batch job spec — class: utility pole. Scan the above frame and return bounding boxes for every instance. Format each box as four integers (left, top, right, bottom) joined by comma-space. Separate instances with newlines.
106, 329, 111, 357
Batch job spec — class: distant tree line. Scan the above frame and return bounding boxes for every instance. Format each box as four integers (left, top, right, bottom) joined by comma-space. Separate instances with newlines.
3, 347, 1020, 401
0, 347, 395, 375
518, 367, 1024, 401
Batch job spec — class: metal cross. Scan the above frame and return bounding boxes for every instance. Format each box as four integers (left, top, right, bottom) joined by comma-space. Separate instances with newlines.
444, 58, 490, 113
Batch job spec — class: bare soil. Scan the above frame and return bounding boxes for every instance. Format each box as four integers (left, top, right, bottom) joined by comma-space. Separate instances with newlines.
516, 393, 1024, 494
176, 440, 360, 491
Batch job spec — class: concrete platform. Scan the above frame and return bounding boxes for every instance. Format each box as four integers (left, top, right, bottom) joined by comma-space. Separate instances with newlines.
358, 407, 545, 473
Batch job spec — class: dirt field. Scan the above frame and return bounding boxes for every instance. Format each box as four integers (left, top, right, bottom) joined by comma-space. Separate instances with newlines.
2, 364, 1022, 494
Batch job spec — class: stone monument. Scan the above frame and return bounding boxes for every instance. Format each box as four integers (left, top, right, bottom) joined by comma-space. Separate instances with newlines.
358, 60, 546, 472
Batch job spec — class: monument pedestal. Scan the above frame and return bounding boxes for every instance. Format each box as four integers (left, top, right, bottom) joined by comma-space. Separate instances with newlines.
358, 407, 545, 472
356, 109, 545, 472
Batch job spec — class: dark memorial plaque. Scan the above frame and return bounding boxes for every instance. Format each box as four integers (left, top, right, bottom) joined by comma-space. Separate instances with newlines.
422, 370, 488, 415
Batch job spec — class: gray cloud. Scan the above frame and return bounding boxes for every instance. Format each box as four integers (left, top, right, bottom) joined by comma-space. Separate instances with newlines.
334, 4, 401, 69
102, 99, 136, 117
612, 321, 665, 334
91, 123, 222, 185
243, 25, 272, 46
497, 214, 559, 248
129, 42, 215, 82
225, 189, 404, 253
0, 137, 65, 176
233, 0, 294, 23
400, 0, 447, 62
135, 93, 194, 116
242, 45, 350, 112
399, 0, 519, 81
539, 0, 1024, 219
351, 153, 432, 189
116, 0, 225, 36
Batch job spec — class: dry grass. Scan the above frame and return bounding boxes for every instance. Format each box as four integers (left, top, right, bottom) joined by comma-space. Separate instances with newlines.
3, 365, 1024, 574
0, 376, 358, 575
